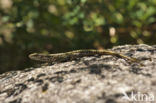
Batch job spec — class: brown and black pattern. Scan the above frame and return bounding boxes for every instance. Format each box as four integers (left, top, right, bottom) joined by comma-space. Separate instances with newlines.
29, 49, 141, 64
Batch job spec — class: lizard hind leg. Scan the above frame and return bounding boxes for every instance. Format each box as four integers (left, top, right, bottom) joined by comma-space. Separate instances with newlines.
114, 53, 143, 66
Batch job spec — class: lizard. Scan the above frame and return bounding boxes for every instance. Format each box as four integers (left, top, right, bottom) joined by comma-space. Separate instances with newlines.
29, 49, 142, 65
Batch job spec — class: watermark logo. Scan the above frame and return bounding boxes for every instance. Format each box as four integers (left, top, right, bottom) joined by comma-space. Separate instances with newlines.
121, 91, 155, 102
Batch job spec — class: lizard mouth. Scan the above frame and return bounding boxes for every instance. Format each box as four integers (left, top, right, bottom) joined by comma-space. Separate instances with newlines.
29, 53, 42, 61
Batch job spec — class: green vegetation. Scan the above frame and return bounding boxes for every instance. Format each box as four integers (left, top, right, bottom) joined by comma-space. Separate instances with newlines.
0, 0, 156, 73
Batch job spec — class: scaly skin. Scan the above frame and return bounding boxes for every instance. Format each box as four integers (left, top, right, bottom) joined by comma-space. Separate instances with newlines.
29, 49, 140, 64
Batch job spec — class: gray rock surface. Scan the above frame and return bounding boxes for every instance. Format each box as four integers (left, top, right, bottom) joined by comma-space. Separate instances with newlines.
0, 44, 156, 103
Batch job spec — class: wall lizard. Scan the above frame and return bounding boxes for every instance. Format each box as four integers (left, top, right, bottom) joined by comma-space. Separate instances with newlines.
29, 49, 141, 65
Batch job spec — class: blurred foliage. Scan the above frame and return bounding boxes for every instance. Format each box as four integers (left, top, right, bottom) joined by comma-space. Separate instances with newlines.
0, 0, 156, 73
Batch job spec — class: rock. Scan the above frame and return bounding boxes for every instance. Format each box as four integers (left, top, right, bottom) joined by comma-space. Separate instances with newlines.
0, 44, 155, 103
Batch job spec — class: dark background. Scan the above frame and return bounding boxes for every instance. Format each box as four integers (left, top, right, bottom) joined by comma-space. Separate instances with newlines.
0, 0, 156, 74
